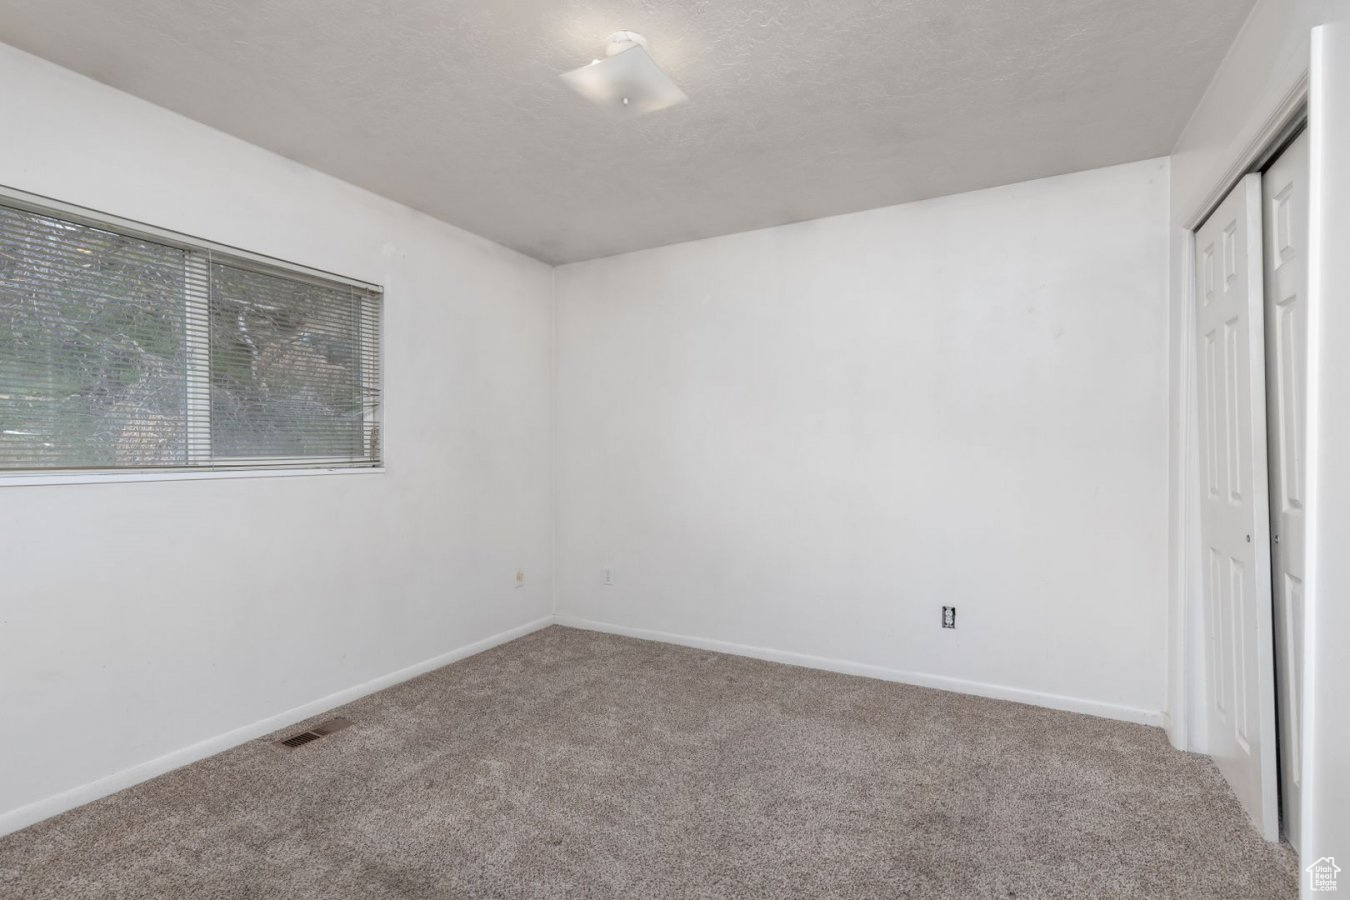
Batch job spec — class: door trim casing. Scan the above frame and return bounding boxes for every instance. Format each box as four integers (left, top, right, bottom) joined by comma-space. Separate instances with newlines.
1186, 74, 1309, 232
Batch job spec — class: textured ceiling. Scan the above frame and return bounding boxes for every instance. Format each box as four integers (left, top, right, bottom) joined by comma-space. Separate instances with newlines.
0, 0, 1254, 264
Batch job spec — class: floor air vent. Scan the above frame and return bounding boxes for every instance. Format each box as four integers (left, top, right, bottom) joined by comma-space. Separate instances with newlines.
275, 716, 354, 749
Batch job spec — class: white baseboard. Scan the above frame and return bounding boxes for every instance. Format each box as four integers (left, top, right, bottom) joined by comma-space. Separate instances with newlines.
3, 612, 1163, 838
554, 615, 1163, 728
0, 615, 553, 839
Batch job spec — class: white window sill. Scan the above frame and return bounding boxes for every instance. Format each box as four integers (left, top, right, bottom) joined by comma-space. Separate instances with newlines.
0, 467, 385, 488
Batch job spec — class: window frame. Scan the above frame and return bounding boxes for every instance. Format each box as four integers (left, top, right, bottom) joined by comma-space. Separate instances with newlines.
0, 184, 386, 486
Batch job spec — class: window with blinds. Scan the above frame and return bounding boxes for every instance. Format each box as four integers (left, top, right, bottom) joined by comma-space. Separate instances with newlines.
0, 194, 382, 474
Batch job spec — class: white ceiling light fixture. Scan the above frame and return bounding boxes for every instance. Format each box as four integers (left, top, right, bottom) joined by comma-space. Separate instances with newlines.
560, 31, 687, 115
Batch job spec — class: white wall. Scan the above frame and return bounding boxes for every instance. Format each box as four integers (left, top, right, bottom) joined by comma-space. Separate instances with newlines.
0, 45, 555, 833
554, 159, 1171, 724
1306, 20, 1350, 883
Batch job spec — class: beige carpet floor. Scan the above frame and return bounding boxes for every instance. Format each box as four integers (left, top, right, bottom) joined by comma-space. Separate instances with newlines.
0, 626, 1297, 899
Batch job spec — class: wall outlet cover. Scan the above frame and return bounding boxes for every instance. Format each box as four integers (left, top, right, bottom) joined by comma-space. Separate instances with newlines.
942, 606, 956, 629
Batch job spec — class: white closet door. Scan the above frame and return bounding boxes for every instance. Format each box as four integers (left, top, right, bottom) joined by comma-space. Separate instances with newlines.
1262, 129, 1309, 852
1194, 173, 1279, 840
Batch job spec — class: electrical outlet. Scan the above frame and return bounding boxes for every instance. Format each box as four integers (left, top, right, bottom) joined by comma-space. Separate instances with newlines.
603, 567, 614, 586
942, 606, 956, 629
515, 569, 525, 588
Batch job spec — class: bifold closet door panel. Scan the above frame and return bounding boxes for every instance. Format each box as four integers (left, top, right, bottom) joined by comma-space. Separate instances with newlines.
1193, 172, 1279, 841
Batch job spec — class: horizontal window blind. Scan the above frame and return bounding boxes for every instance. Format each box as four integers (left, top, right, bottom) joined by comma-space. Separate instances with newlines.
0, 196, 382, 473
